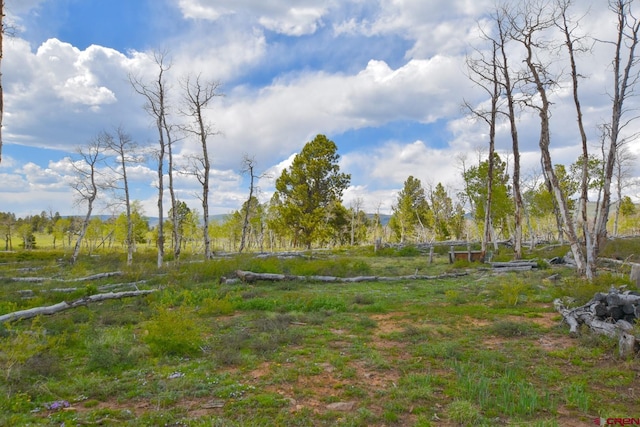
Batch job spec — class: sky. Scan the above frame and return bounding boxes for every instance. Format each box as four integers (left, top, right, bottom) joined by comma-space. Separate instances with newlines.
1, 0, 640, 220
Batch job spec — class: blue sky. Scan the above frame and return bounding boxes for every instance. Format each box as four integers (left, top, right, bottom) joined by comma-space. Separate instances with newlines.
2, 0, 638, 219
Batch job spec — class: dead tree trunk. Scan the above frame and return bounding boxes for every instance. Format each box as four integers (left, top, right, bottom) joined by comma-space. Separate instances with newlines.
0, 290, 157, 323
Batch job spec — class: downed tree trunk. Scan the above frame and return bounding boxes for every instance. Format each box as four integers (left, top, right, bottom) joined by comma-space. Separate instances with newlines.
0, 289, 157, 323
554, 287, 639, 358
8, 271, 124, 283
40, 280, 149, 294
231, 270, 468, 284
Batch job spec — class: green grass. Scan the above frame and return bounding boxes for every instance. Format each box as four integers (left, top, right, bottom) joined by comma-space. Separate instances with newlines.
0, 245, 637, 425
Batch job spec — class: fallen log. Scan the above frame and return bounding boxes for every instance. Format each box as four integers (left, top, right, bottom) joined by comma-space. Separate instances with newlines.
232, 270, 468, 284
8, 271, 124, 283
490, 266, 534, 272
0, 289, 157, 323
491, 261, 538, 268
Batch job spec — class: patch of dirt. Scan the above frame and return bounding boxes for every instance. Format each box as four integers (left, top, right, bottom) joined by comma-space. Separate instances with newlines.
370, 312, 408, 334
537, 334, 575, 351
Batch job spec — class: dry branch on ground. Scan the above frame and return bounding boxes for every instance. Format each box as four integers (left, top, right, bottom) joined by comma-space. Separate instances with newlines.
0, 289, 157, 323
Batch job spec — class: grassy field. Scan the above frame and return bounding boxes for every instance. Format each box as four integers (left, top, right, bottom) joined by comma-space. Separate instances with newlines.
0, 243, 638, 426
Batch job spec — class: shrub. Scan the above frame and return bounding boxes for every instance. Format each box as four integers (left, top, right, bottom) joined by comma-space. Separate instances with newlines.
86, 329, 140, 373
199, 296, 236, 316
493, 278, 531, 306
143, 306, 205, 357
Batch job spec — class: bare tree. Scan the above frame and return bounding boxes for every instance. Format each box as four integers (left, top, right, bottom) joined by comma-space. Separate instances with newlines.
613, 143, 637, 235
105, 127, 141, 266
509, 0, 588, 274
557, 0, 595, 273
592, 0, 640, 253
129, 51, 171, 268
495, 4, 526, 259
70, 135, 107, 264
464, 39, 501, 257
179, 74, 222, 259
239, 155, 264, 253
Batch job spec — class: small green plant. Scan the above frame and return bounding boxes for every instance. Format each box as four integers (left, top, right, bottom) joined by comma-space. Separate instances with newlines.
494, 278, 529, 306
143, 305, 205, 357
445, 289, 466, 304
86, 328, 140, 373
446, 399, 482, 425
352, 294, 375, 305
199, 296, 236, 316
563, 382, 591, 412
0, 319, 53, 392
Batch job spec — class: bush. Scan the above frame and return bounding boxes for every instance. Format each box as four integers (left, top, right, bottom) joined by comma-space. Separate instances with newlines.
143, 306, 205, 357
86, 329, 141, 373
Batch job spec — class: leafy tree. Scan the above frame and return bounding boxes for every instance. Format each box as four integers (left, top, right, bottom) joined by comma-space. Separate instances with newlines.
167, 201, 192, 253
527, 164, 578, 241
272, 134, 351, 249
16, 221, 35, 250
322, 200, 351, 247
0, 212, 15, 250
114, 203, 148, 249
429, 183, 464, 241
348, 202, 371, 246
462, 153, 511, 239
569, 155, 603, 194
52, 217, 72, 248
84, 217, 106, 252
181, 209, 202, 251
389, 176, 433, 243
619, 195, 636, 217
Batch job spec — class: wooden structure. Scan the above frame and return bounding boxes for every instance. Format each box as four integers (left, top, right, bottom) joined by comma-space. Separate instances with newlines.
448, 245, 484, 263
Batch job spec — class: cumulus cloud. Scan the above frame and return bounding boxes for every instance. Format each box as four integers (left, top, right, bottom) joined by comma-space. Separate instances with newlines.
3, 0, 640, 218
207, 55, 477, 170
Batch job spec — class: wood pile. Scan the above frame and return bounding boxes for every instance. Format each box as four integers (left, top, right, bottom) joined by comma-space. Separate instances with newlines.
554, 287, 639, 357
490, 260, 539, 272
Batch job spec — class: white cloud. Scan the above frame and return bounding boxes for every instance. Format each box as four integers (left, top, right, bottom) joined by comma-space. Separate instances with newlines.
175, 0, 332, 36
4, 0, 640, 219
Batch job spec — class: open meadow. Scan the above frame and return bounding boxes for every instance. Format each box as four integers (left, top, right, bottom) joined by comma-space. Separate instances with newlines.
0, 243, 638, 426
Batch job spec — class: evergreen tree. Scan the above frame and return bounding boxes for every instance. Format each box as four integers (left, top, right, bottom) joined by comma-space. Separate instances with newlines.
389, 176, 433, 243
273, 134, 350, 249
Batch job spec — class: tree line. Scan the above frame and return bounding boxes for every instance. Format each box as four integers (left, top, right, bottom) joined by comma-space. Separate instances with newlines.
2, 132, 638, 258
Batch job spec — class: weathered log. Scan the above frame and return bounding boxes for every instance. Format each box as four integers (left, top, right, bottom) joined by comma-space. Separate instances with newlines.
69, 272, 124, 282
491, 261, 538, 268
490, 266, 534, 272
9, 271, 124, 283
606, 293, 640, 305
233, 270, 468, 284
235, 270, 293, 282
0, 289, 157, 323
9, 277, 48, 282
